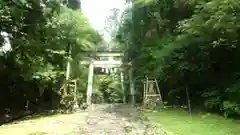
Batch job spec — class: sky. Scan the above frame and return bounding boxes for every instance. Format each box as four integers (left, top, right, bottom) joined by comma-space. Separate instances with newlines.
81, 0, 127, 42
0, 32, 11, 54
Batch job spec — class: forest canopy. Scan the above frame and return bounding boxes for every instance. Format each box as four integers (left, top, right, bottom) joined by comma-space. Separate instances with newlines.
116, 0, 240, 117
0, 0, 102, 113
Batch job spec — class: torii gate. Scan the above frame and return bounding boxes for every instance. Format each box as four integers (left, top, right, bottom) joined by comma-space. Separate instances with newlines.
80, 51, 135, 106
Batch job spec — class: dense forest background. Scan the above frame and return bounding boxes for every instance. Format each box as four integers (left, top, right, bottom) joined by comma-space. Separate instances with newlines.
1, 0, 240, 122
116, 0, 240, 117
0, 0, 103, 118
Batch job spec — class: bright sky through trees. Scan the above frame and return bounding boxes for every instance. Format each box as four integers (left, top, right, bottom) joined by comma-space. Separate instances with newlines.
81, 0, 126, 42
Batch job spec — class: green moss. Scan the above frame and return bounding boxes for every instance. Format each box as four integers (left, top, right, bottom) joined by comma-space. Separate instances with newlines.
145, 108, 240, 135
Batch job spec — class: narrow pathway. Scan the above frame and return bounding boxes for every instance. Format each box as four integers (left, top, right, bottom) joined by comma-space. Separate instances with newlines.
0, 104, 164, 135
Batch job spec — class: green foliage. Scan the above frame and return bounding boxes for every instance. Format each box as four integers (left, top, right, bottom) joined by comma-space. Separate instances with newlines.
91, 89, 104, 104
58, 83, 76, 110
98, 75, 124, 103
0, 0, 102, 114
116, 0, 240, 117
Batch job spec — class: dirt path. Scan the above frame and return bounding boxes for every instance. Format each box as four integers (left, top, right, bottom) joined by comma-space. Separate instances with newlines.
0, 104, 164, 135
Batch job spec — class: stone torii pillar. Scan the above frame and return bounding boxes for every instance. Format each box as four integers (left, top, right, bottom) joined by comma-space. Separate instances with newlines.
129, 68, 136, 106
82, 51, 124, 105
86, 60, 94, 105
120, 70, 126, 103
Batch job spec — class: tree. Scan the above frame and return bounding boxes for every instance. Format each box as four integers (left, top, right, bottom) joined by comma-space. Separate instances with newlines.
115, 0, 240, 117
104, 8, 121, 41
0, 0, 102, 114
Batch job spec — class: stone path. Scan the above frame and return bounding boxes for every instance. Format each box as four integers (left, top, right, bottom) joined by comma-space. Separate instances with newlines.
0, 104, 166, 135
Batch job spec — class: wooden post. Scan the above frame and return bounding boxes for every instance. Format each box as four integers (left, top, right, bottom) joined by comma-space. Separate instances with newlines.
86, 61, 94, 105
155, 78, 162, 102
143, 76, 162, 104
129, 68, 135, 106
66, 44, 71, 81
66, 61, 71, 80
145, 76, 149, 103
186, 87, 192, 116
25, 100, 29, 111
120, 71, 126, 103
65, 44, 71, 95
143, 81, 146, 103
73, 80, 78, 109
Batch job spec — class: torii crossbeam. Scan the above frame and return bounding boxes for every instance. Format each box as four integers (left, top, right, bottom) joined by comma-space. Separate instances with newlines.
80, 51, 135, 105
